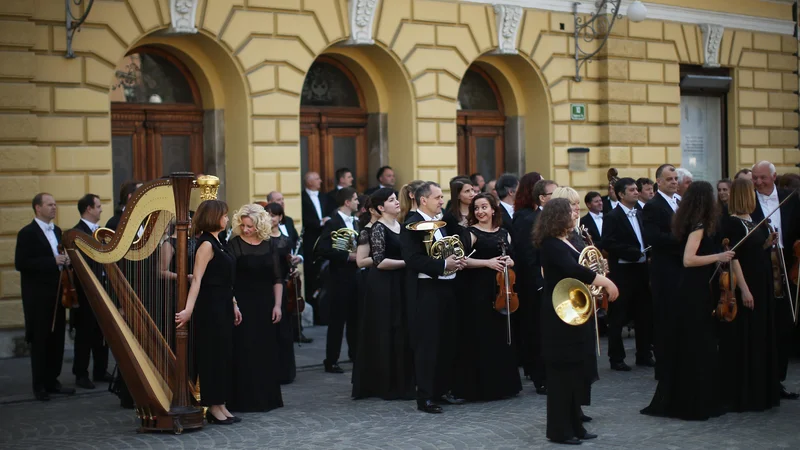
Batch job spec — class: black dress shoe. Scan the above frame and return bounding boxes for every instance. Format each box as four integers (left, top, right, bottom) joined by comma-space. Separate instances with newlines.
417, 400, 443, 414
94, 372, 114, 383
295, 334, 313, 344
206, 412, 234, 425
34, 391, 50, 401
610, 362, 632, 372
579, 433, 598, 440
580, 414, 593, 422
46, 385, 76, 395
535, 386, 548, 395
549, 437, 581, 445
324, 363, 344, 374
438, 392, 465, 405
780, 385, 799, 400
636, 357, 656, 367
76, 377, 96, 390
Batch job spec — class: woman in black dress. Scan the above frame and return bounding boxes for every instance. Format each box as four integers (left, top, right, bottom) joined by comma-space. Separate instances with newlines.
226, 203, 284, 412
175, 199, 242, 424
452, 193, 522, 401
265, 202, 298, 385
352, 188, 415, 400
718, 178, 781, 412
443, 177, 475, 228
641, 181, 735, 421
533, 198, 619, 445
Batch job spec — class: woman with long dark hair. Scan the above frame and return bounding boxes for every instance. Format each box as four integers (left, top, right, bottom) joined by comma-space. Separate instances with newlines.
444, 177, 476, 228
265, 202, 297, 385
452, 193, 522, 401
175, 199, 242, 424
352, 188, 414, 400
533, 198, 618, 445
641, 181, 735, 420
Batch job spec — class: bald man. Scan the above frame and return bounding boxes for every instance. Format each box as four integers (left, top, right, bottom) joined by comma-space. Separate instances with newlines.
301, 172, 333, 324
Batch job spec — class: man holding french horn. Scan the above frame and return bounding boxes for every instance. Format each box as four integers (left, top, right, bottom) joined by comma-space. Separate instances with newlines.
401, 181, 469, 414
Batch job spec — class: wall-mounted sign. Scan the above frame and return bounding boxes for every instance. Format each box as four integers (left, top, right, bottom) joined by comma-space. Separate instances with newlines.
567, 147, 589, 172
570, 103, 586, 121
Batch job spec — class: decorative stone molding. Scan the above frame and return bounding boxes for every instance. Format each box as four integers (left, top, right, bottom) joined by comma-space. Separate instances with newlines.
699, 24, 724, 68
493, 4, 523, 55
346, 0, 380, 46
170, 0, 198, 34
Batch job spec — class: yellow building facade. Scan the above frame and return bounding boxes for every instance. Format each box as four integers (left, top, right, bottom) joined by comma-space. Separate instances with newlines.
0, 0, 798, 333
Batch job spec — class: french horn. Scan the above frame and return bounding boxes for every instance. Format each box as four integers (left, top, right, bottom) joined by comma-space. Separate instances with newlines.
552, 278, 593, 325
331, 227, 358, 253
405, 220, 465, 275
578, 245, 609, 298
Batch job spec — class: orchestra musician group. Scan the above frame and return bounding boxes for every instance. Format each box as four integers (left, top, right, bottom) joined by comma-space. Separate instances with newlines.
13, 159, 800, 445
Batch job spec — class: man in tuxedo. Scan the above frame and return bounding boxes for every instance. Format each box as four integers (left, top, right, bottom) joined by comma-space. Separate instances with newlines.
315, 187, 360, 373
642, 164, 681, 381
636, 178, 655, 210
485, 179, 497, 198
580, 191, 603, 245
325, 168, 354, 213
495, 173, 518, 231
601, 178, 654, 371
751, 160, 799, 399
401, 181, 467, 413
301, 171, 332, 322
268, 191, 312, 344
601, 180, 619, 214
676, 168, 693, 198
15, 193, 76, 401
364, 166, 396, 196
71, 194, 112, 389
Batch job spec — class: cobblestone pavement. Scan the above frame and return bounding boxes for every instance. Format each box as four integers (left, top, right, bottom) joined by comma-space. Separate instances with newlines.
1, 330, 799, 449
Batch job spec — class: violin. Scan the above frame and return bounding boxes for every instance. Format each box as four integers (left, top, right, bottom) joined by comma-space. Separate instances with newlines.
495, 241, 518, 346
58, 244, 79, 309
714, 238, 737, 322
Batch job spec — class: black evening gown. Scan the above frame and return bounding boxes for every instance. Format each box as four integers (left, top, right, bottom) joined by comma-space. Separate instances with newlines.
227, 236, 284, 412
568, 229, 599, 405
352, 221, 415, 400
539, 237, 598, 441
272, 234, 297, 385
641, 226, 723, 420
194, 232, 235, 406
452, 227, 522, 401
718, 216, 781, 412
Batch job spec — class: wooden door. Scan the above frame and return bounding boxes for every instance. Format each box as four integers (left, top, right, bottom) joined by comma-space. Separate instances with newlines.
457, 65, 506, 179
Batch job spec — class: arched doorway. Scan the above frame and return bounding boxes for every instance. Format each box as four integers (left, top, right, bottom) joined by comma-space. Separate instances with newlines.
300, 56, 368, 192
110, 46, 204, 205
457, 65, 505, 179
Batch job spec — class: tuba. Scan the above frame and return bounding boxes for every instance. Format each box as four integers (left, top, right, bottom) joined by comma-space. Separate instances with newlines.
331, 227, 359, 253
405, 220, 465, 276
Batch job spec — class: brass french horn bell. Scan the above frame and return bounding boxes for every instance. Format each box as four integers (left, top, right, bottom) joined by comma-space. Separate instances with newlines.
552, 278, 593, 325
405, 220, 465, 276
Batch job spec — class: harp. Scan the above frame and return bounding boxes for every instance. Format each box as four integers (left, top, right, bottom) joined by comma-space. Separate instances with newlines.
62, 173, 207, 433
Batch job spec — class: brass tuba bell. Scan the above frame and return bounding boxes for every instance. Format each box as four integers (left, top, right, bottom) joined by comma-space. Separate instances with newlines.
331, 227, 359, 253
405, 220, 465, 275
552, 278, 593, 325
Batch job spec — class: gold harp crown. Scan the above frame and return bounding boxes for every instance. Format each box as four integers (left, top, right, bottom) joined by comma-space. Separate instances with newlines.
552, 278, 593, 325
196, 175, 220, 201
405, 220, 465, 275
331, 227, 358, 253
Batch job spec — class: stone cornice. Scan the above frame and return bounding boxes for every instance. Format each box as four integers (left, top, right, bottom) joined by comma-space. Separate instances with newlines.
463, 0, 795, 36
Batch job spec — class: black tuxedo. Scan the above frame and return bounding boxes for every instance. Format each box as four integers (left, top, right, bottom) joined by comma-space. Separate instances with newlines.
499, 202, 513, 231
105, 210, 122, 231
511, 207, 545, 387
642, 193, 682, 380
601, 196, 618, 215
315, 212, 359, 365
301, 190, 333, 319
15, 220, 66, 393
751, 188, 799, 381
601, 206, 653, 364
282, 216, 300, 250
70, 220, 109, 380
579, 212, 602, 246
401, 211, 458, 402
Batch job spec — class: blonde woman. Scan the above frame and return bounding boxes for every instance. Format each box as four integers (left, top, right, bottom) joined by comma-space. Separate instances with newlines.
227, 203, 284, 413
552, 186, 584, 249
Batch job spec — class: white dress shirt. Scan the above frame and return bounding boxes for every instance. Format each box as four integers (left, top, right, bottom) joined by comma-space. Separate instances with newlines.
638, 200, 646, 209
618, 203, 646, 264
81, 218, 99, 233
337, 210, 355, 230
609, 199, 619, 210
416, 210, 455, 280
306, 188, 324, 223
657, 190, 679, 212
500, 201, 514, 219
34, 217, 60, 258
589, 211, 603, 237
757, 186, 783, 248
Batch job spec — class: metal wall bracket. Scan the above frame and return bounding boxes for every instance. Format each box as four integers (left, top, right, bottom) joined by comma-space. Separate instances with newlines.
65, 0, 95, 58
574, 0, 622, 81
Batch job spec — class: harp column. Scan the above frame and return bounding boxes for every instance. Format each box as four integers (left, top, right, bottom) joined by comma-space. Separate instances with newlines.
171, 172, 197, 411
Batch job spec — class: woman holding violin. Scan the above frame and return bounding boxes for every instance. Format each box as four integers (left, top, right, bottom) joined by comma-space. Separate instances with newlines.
451, 193, 522, 401
717, 178, 781, 412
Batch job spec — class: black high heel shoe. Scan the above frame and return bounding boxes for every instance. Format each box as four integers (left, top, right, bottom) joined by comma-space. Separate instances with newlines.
206, 411, 234, 425
227, 415, 242, 423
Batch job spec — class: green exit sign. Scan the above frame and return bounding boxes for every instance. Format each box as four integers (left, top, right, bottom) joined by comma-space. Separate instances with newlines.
571, 103, 586, 120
